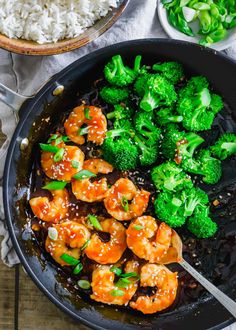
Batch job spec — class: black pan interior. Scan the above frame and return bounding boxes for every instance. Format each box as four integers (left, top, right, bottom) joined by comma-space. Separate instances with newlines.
3, 39, 236, 330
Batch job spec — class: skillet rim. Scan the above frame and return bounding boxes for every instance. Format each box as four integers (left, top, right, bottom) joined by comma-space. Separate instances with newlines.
3, 38, 236, 330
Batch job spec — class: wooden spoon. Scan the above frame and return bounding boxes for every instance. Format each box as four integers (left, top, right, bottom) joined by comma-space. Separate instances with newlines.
159, 229, 236, 318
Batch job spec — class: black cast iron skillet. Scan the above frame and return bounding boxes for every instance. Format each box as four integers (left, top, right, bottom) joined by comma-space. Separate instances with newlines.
3, 39, 236, 330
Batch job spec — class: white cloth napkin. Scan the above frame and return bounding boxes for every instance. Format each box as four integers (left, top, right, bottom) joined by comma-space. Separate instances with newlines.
0, 1, 235, 327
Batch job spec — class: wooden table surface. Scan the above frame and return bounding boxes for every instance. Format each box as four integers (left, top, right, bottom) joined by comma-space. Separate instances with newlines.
0, 237, 90, 330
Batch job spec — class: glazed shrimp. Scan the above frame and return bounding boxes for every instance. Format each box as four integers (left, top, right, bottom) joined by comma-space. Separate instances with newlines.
130, 264, 178, 314
126, 217, 172, 262
91, 260, 139, 305
104, 178, 150, 221
64, 104, 107, 145
84, 218, 127, 264
29, 189, 69, 223
41, 141, 85, 181
71, 159, 113, 203
45, 221, 90, 266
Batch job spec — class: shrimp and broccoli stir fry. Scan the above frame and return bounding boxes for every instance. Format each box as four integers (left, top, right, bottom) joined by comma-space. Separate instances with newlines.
29, 55, 236, 315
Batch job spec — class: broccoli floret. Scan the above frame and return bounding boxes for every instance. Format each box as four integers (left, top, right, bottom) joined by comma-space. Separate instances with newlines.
134, 111, 161, 145
210, 133, 236, 160
152, 61, 184, 84
154, 191, 186, 227
151, 161, 193, 192
181, 149, 222, 184
107, 104, 134, 121
113, 118, 133, 131
140, 75, 177, 112
134, 134, 159, 166
177, 76, 223, 131
104, 55, 140, 87
155, 108, 183, 126
100, 86, 129, 105
134, 73, 153, 97
176, 132, 204, 167
181, 187, 209, 217
187, 206, 217, 238
161, 124, 183, 159
102, 128, 138, 170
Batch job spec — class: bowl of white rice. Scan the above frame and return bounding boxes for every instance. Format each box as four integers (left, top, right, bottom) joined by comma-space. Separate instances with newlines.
0, 0, 129, 55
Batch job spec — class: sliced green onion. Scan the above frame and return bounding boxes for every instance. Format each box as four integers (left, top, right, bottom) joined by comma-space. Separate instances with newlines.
121, 272, 140, 279
81, 239, 90, 251
116, 278, 131, 288
133, 225, 144, 231
60, 253, 79, 266
78, 279, 91, 289
54, 136, 63, 145
47, 134, 58, 143
42, 181, 67, 190
84, 107, 92, 120
62, 136, 71, 142
121, 196, 129, 212
73, 263, 83, 275
87, 214, 102, 231
78, 126, 89, 136
48, 227, 58, 241
71, 160, 81, 169
110, 266, 122, 276
40, 143, 59, 153
53, 148, 65, 162
110, 289, 124, 297
73, 170, 96, 180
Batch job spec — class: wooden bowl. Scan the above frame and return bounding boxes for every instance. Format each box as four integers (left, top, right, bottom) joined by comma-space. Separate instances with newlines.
0, 0, 129, 56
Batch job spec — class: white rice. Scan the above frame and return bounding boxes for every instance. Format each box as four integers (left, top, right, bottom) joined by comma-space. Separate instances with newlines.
0, 0, 118, 44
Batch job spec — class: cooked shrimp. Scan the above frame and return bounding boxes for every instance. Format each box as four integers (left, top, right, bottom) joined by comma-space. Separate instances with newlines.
41, 142, 85, 181
64, 104, 107, 145
104, 178, 150, 221
130, 264, 178, 314
71, 158, 113, 203
45, 221, 90, 266
126, 217, 172, 262
84, 218, 127, 264
91, 260, 139, 305
29, 189, 69, 223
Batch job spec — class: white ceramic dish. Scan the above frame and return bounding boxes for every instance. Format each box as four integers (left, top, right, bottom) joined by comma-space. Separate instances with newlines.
157, 0, 236, 51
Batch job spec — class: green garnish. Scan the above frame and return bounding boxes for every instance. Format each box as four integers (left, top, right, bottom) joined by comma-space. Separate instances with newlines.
77, 280, 91, 289
84, 107, 92, 120
73, 263, 83, 275
81, 239, 90, 251
133, 225, 144, 231
110, 289, 124, 297
73, 170, 96, 180
115, 278, 131, 288
42, 181, 67, 190
121, 196, 129, 212
53, 148, 64, 162
110, 266, 122, 276
121, 272, 140, 280
78, 126, 89, 136
39, 143, 59, 153
60, 253, 80, 266
71, 160, 81, 169
87, 214, 102, 231
47, 134, 58, 143
62, 136, 71, 142
54, 136, 63, 145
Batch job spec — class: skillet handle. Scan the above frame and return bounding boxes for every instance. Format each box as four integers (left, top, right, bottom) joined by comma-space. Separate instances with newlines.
0, 83, 32, 113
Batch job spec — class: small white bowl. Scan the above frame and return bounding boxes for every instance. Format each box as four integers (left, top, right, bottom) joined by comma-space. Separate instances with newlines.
157, 0, 236, 51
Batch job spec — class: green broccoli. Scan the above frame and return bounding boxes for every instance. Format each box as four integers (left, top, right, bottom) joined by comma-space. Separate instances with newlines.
155, 108, 183, 126
104, 55, 141, 87
106, 104, 134, 121
161, 124, 183, 159
181, 149, 222, 185
154, 191, 186, 227
152, 61, 184, 84
182, 187, 209, 217
140, 75, 177, 112
100, 86, 129, 105
210, 133, 236, 160
177, 76, 223, 131
134, 73, 152, 97
134, 111, 161, 146
134, 134, 159, 166
187, 206, 217, 238
102, 128, 138, 170
151, 161, 193, 192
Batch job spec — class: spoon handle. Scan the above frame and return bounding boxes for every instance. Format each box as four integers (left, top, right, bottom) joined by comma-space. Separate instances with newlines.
180, 259, 236, 318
